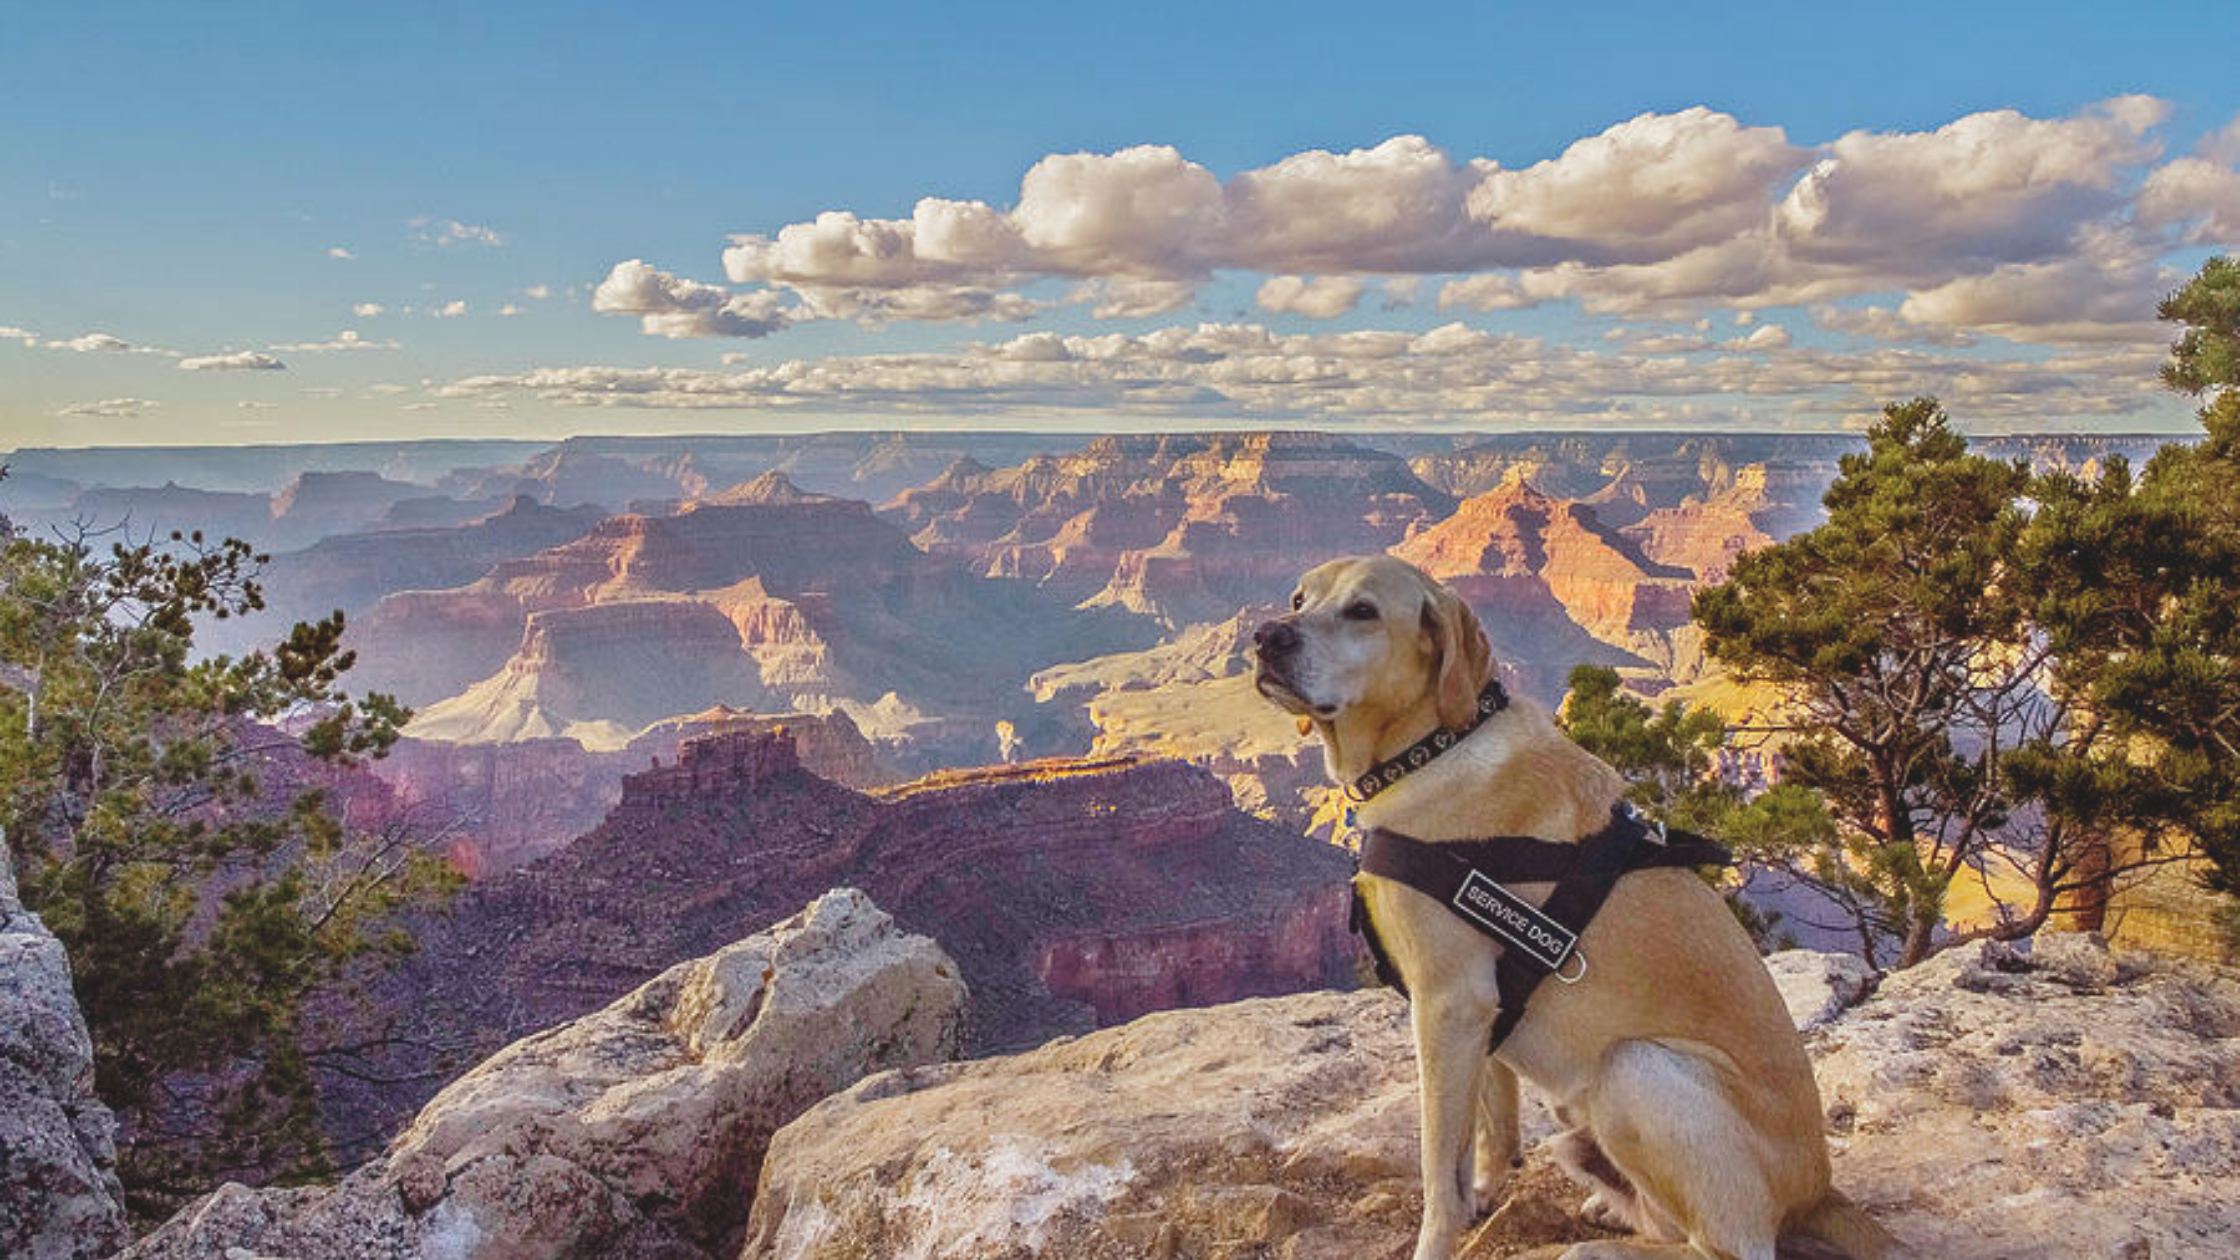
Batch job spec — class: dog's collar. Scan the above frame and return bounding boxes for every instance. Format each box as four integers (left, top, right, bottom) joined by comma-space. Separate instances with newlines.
1343, 678, 1509, 803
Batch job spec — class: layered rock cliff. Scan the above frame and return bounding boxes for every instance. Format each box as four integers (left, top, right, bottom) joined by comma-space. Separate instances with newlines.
315, 729, 1357, 1161
354, 496, 1148, 766
372, 708, 885, 874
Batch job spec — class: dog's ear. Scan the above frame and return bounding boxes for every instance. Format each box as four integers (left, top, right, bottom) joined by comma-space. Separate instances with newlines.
1422, 582, 1493, 730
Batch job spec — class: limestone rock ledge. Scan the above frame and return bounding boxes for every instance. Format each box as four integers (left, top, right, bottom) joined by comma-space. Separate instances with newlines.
0, 854, 129, 1260
745, 935, 2240, 1260
122, 888, 966, 1260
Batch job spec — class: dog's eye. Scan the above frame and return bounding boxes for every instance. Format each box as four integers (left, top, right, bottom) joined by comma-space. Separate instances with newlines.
1291, 591, 1305, 611
1342, 601, 1379, 621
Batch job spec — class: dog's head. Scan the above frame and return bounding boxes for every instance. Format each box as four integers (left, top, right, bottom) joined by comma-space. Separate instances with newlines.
1252, 555, 1494, 734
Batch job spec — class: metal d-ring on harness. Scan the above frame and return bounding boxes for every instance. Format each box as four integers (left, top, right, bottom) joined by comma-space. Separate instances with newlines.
1338, 681, 1731, 1054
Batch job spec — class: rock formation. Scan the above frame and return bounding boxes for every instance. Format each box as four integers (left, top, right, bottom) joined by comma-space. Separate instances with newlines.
353, 495, 1147, 768
1392, 474, 1695, 697
885, 433, 1454, 627
266, 469, 422, 547
371, 708, 884, 875
744, 932, 2239, 1260
0, 854, 129, 1260
123, 888, 967, 1260
315, 729, 1357, 1161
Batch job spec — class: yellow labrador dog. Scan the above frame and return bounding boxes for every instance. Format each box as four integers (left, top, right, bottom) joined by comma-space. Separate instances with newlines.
1252, 556, 1896, 1260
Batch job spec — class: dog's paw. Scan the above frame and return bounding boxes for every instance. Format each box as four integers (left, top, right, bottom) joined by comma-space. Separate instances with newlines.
1576, 1189, 1635, 1233
1470, 1165, 1517, 1220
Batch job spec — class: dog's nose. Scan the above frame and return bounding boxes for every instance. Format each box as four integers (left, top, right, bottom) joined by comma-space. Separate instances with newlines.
1254, 619, 1300, 656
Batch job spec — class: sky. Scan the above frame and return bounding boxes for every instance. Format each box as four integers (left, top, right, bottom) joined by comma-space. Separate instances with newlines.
4, 0, 2238, 447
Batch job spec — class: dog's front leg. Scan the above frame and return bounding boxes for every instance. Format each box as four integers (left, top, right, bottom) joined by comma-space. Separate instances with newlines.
1471, 1056, 1522, 1216
1411, 991, 1496, 1260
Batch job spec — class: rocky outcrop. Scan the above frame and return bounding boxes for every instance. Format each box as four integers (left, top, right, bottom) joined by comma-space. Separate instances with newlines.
744, 934, 2240, 1260
316, 730, 1357, 1162
1763, 947, 1877, 1030
125, 888, 967, 1260
743, 989, 1591, 1260
1811, 933, 2240, 1260
0, 856, 129, 1260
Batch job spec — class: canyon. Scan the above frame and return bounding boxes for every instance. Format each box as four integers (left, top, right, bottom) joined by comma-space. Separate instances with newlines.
313, 726, 1358, 1161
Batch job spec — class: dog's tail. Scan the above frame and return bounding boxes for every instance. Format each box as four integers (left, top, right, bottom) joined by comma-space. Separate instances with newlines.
1777, 1188, 1902, 1260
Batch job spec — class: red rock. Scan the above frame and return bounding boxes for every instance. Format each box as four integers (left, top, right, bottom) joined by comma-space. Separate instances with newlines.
317, 730, 1358, 1161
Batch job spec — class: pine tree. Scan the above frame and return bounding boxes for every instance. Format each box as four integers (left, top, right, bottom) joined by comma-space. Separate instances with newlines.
0, 518, 457, 1218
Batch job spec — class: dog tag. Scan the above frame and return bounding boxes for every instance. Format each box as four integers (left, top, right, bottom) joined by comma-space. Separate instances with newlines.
1452, 869, 1578, 972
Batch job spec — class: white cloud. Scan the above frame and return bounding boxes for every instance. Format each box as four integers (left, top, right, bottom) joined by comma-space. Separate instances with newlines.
593, 259, 794, 338
1255, 274, 1366, 319
440, 315, 2176, 429
271, 329, 397, 352
1776, 98, 2163, 271
57, 397, 156, 417
353, 302, 386, 317
1811, 304, 1978, 347
328, 246, 356, 260
412, 217, 506, 248
1068, 277, 1198, 319
1724, 323, 1792, 351
180, 350, 286, 371
433, 300, 468, 318
605, 97, 2214, 347
302, 386, 345, 399
401, 401, 439, 411
499, 303, 522, 316
1467, 107, 1806, 264
0, 325, 36, 345
51, 332, 133, 352
523, 284, 553, 300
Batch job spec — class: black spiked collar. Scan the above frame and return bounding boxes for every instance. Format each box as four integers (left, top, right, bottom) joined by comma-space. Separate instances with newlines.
1343, 678, 1510, 803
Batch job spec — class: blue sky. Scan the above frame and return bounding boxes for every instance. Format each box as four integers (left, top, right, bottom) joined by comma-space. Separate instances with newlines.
4, 0, 2238, 446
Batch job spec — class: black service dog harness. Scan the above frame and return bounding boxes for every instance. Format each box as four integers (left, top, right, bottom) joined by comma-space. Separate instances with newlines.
1339, 679, 1731, 1053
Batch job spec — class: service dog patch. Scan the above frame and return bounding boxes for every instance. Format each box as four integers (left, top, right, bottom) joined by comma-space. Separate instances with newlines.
1452, 869, 1577, 971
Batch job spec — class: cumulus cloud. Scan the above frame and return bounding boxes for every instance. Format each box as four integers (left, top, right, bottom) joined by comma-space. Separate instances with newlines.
327, 246, 355, 260
180, 351, 286, 371
1467, 107, 1806, 264
1724, 323, 1792, 351
433, 300, 468, 318
1256, 274, 1366, 319
524, 284, 553, 300
353, 302, 386, 317
412, 217, 505, 248
1774, 98, 2164, 270
2137, 118, 2240, 245
0, 325, 36, 345
271, 329, 397, 352
593, 259, 795, 338
57, 397, 156, 417
598, 96, 2220, 347
1068, 277, 1198, 319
